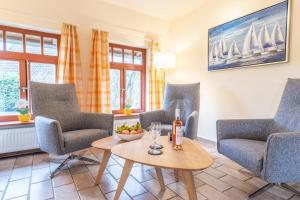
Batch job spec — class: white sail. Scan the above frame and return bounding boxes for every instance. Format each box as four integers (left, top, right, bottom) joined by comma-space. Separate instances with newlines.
228, 40, 241, 59
271, 22, 284, 46
243, 23, 261, 56
218, 38, 228, 56
258, 24, 273, 50
209, 47, 214, 63
213, 42, 219, 62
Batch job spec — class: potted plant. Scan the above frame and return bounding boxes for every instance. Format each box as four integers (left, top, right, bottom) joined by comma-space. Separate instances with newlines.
16, 99, 31, 122
124, 98, 133, 115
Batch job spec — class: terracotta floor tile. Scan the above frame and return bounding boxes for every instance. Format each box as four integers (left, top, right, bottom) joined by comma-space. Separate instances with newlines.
30, 180, 53, 200
223, 187, 249, 200
217, 165, 251, 181
72, 171, 95, 190
105, 190, 131, 200
53, 183, 80, 200
107, 164, 123, 180
52, 170, 73, 188
0, 175, 9, 191
203, 167, 226, 179
4, 178, 30, 199
196, 172, 231, 192
168, 181, 207, 200
133, 192, 157, 200
142, 179, 176, 200
98, 173, 118, 194
78, 186, 106, 200
197, 184, 231, 200
10, 166, 32, 181
31, 167, 50, 183
220, 175, 257, 193
14, 155, 33, 168
130, 166, 153, 182
124, 176, 147, 197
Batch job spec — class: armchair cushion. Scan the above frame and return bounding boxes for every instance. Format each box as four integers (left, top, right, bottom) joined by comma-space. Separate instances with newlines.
63, 129, 109, 153
219, 139, 266, 175
139, 110, 166, 129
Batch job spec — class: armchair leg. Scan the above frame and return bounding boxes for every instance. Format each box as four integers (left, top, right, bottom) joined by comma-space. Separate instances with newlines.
280, 183, 300, 196
248, 183, 275, 199
77, 156, 100, 164
50, 154, 100, 178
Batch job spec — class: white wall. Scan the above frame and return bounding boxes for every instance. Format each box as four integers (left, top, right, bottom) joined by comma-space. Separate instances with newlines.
166, 0, 300, 141
0, 0, 170, 104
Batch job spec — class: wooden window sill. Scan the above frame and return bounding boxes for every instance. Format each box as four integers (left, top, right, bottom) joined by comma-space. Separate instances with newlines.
0, 120, 35, 128
114, 113, 140, 120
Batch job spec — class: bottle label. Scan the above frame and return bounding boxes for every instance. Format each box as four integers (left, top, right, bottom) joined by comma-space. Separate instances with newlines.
175, 126, 183, 145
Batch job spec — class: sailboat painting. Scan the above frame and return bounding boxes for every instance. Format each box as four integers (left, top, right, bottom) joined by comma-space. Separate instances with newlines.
208, 0, 290, 71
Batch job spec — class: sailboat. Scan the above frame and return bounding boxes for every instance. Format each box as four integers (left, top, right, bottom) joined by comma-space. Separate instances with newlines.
218, 38, 228, 57
258, 24, 277, 54
242, 23, 261, 58
226, 40, 242, 64
209, 42, 226, 65
271, 22, 285, 51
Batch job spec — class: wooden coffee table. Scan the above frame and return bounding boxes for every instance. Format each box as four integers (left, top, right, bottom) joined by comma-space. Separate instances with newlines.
91, 135, 126, 184
111, 135, 213, 200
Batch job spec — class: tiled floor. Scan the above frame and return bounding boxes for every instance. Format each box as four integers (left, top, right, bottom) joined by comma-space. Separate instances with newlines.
0, 139, 299, 200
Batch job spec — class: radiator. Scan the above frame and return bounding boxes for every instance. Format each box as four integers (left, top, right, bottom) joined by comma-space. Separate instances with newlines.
0, 127, 39, 154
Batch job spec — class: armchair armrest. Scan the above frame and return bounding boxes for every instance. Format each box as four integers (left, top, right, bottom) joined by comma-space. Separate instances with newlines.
81, 112, 114, 135
184, 111, 199, 139
217, 119, 273, 141
263, 132, 300, 183
139, 110, 165, 129
35, 116, 65, 155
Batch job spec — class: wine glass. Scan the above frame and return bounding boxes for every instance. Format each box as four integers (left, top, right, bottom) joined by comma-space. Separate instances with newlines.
149, 122, 163, 149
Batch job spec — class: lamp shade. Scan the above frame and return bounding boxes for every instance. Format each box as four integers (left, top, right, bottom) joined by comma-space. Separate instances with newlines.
154, 52, 176, 69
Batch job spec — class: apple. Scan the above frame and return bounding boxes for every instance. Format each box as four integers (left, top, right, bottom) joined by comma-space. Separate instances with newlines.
121, 130, 130, 134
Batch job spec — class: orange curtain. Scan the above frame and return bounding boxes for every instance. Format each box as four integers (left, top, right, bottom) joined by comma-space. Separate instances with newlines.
57, 23, 83, 109
86, 30, 111, 113
149, 41, 165, 111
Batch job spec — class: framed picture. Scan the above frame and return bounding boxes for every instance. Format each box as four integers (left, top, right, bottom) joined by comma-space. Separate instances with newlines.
208, 0, 290, 71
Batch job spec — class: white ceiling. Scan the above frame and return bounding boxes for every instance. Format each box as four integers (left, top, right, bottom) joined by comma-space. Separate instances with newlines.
99, 0, 208, 21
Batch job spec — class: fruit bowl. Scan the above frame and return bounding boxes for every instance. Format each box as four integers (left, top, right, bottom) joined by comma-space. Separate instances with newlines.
115, 122, 145, 141
117, 132, 145, 141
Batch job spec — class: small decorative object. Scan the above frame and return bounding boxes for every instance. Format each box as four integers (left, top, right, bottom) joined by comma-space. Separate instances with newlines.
124, 98, 133, 115
115, 122, 144, 141
208, 0, 290, 71
16, 99, 31, 122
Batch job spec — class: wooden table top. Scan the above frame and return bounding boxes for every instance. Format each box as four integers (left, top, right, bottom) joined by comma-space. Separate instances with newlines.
111, 134, 213, 171
91, 135, 126, 150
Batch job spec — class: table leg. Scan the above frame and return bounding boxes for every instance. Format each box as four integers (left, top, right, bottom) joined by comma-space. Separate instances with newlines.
174, 169, 179, 182
94, 150, 111, 185
182, 170, 197, 200
155, 167, 165, 190
114, 160, 134, 200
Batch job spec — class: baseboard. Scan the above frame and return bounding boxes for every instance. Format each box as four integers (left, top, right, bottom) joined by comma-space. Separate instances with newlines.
195, 136, 217, 144
0, 148, 41, 159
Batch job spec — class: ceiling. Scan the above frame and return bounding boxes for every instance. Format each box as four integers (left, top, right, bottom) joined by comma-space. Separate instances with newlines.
99, 0, 208, 21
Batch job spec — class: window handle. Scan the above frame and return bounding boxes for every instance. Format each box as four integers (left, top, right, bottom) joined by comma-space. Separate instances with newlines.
19, 87, 29, 92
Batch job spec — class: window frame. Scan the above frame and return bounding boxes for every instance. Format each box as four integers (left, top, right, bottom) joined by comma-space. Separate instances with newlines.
109, 43, 146, 114
0, 25, 60, 122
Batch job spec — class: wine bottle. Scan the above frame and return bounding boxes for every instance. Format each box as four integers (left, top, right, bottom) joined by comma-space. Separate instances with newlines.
172, 109, 183, 150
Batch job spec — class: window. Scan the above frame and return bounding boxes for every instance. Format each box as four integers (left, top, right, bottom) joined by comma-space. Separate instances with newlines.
109, 43, 146, 114
0, 25, 60, 122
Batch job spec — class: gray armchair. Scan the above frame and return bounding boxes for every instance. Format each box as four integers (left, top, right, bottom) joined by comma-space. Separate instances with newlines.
217, 78, 300, 198
30, 82, 113, 177
140, 83, 200, 139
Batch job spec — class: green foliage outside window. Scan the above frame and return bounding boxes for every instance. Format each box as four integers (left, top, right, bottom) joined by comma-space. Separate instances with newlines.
0, 75, 19, 112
